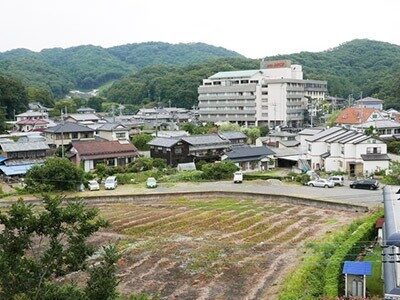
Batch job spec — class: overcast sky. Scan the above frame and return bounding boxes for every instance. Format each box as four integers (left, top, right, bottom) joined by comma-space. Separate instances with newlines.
1, 0, 400, 58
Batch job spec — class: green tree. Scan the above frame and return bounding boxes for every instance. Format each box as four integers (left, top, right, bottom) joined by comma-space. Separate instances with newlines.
51, 99, 78, 117
132, 133, 153, 151
129, 157, 154, 173
218, 122, 241, 132
25, 157, 84, 192
87, 96, 104, 112
0, 75, 28, 119
26, 86, 55, 107
0, 195, 120, 299
201, 161, 239, 180
258, 125, 269, 136
242, 127, 261, 144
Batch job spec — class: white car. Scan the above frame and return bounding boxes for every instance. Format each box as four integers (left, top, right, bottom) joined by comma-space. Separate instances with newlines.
146, 177, 157, 188
88, 180, 100, 191
104, 176, 118, 190
233, 172, 243, 183
328, 175, 345, 186
307, 178, 334, 188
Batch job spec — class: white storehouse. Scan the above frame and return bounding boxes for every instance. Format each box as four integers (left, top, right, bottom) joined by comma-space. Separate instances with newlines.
303, 127, 390, 176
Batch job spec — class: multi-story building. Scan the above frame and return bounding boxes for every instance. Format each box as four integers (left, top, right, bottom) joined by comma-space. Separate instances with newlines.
197, 60, 327, 128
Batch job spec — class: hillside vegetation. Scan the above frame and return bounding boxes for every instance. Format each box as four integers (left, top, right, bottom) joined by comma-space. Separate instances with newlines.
0, 42, 243, 97
105, 39, 400, 109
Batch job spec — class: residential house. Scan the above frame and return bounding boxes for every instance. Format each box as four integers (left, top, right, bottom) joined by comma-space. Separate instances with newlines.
355, 97, 384, 110
64, 113, 100, 124
0, 141, 49, 176
16, 110, 49, 122
382, 186, 400, 299
148, 137, 191, 167
96, 123, 130, 141
256, 131, 299, 148
304, 127, 389, 176
28, 102, 50, 113
335, 107, 384, 127
353, 119, 400, 139
218, 131, 247, 145
15, 119, 50, 132
70, 140, 139, 172
148, 134, 232, 166
297, 128, 324, 153
133, 107, 194, 129
44, 122, 95, 148
222, 145, 275, 171
181, 134, 231, 162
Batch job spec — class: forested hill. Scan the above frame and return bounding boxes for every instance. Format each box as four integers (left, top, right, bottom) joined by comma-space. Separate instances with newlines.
104, 39, 400, 110
0, 42, 243, 97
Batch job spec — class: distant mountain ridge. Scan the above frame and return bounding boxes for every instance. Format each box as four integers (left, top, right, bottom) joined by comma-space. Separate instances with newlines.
0, 42, 243, 96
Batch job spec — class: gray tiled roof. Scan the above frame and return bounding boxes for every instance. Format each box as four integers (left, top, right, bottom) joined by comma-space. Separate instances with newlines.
182, 134, 229, 146
148, 137, 180, 148
97, 123, 128, 131
225, 145, 275, 160
360, 154, 390, 161
218, 131, 247, 140
66, 113, 99, 121
45, 122, 94, 133
209, 70, 261, 79
1, 141, 49, 152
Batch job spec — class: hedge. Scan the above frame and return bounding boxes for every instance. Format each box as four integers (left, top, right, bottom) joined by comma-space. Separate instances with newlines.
323, 210, 383, 298
278, 210, 383, 300
243, 173, 287, 181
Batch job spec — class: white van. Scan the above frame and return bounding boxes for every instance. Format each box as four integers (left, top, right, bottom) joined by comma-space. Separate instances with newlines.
233, 171, 243, 183
104, 176, 118, 190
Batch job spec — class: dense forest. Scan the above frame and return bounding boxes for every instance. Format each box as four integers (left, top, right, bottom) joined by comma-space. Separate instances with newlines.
0, 42, 242, 97
105, 39, 400, 109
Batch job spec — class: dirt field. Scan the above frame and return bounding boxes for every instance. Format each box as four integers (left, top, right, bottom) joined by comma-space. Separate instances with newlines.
90, 197, 361, 300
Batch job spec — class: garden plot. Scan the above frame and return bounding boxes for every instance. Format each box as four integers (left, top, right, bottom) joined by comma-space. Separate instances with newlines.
92, 197, 361, 300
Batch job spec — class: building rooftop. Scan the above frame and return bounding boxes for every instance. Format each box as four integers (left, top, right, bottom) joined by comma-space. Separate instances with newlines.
182, 134, 230, 146
209, 70, 262, 80
298, 128, 324, 136
44, 122, 94, 133
0, 141, 49, 152
355, 119, 400, 129
16, 110, 48, 117
71, 140, 138, 160
218, 131, 247, 140
66, 113, 100, 121
97, 123, 128, 131
147, 137, 180, 148
225, 145, 275, 162
355, 97, 384, 103
342, 261, 372, 276
336, 107, 377, 125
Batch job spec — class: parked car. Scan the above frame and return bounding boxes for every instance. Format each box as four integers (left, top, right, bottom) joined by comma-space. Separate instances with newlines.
146, 177, 157, 188
350, 179, 379, 190
88, 180, 100, 191
307, 179, 335, 188
233, 172, 243, 183
328, 175, 345, 186
104, 176, 118, 190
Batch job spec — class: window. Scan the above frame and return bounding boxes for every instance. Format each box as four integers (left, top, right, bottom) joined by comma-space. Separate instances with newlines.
175, 147, 182, 154
341, 146, 344, 154
72, 132, 78, 139
367, 147, 381, 154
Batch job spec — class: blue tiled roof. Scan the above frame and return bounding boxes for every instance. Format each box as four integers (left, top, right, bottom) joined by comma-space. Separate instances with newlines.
342, 261, 372, 276
0, 156, 7, 163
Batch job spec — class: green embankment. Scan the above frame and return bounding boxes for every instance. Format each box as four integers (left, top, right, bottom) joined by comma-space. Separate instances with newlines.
278, 210, 383, 300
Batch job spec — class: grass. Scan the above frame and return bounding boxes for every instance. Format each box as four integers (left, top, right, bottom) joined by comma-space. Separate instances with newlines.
364, 245, 383, 298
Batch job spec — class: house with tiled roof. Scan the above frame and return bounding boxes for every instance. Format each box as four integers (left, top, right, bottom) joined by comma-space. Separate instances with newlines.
44, 122, 95, 147
355, 97, 384, 110
304, 126, 389, 176
148, 134, 232, 166
335, 107, 385, 126
222, 145, 275, 171
15, 118, 49, 132
96, 123, 130, 141
70, 140, 139, 172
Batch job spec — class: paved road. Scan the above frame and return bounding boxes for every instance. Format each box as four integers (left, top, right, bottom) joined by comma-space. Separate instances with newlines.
79, 180, 383, 208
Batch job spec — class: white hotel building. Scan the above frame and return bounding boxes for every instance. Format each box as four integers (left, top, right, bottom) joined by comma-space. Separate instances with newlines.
197, 60, 327, 128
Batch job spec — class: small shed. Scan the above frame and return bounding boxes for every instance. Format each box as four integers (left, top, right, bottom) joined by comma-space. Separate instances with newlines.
342, 261, 372, 298
177, 162, 196, 171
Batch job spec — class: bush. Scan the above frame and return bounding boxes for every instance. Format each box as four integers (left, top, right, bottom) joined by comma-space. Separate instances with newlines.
243, 173, 286, 181
25, 157, 84, 192
167, 170, 204, 182
201, 161, 239, 180
128, 157, 154, 173
132, 133, 153, 151
153, 158, 167, 170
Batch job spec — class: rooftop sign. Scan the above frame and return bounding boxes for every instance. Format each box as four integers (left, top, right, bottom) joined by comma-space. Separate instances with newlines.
261, 59, 291, 69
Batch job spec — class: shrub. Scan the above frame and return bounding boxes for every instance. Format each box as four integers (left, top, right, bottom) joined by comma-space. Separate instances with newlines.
132, 133, 153, 151
153, 158, 167, 170
25, 157, 84, 192
167, 170, 204, 182
128, 157, 154, 173
201, 161, 239, 180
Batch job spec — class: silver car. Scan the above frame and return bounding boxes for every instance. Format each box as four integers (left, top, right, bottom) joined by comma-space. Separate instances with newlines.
307, 179, 335, 188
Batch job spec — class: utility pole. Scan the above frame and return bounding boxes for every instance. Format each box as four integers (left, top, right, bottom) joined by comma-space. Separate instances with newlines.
61, 109, 65, 158
112, 103, 115, 123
